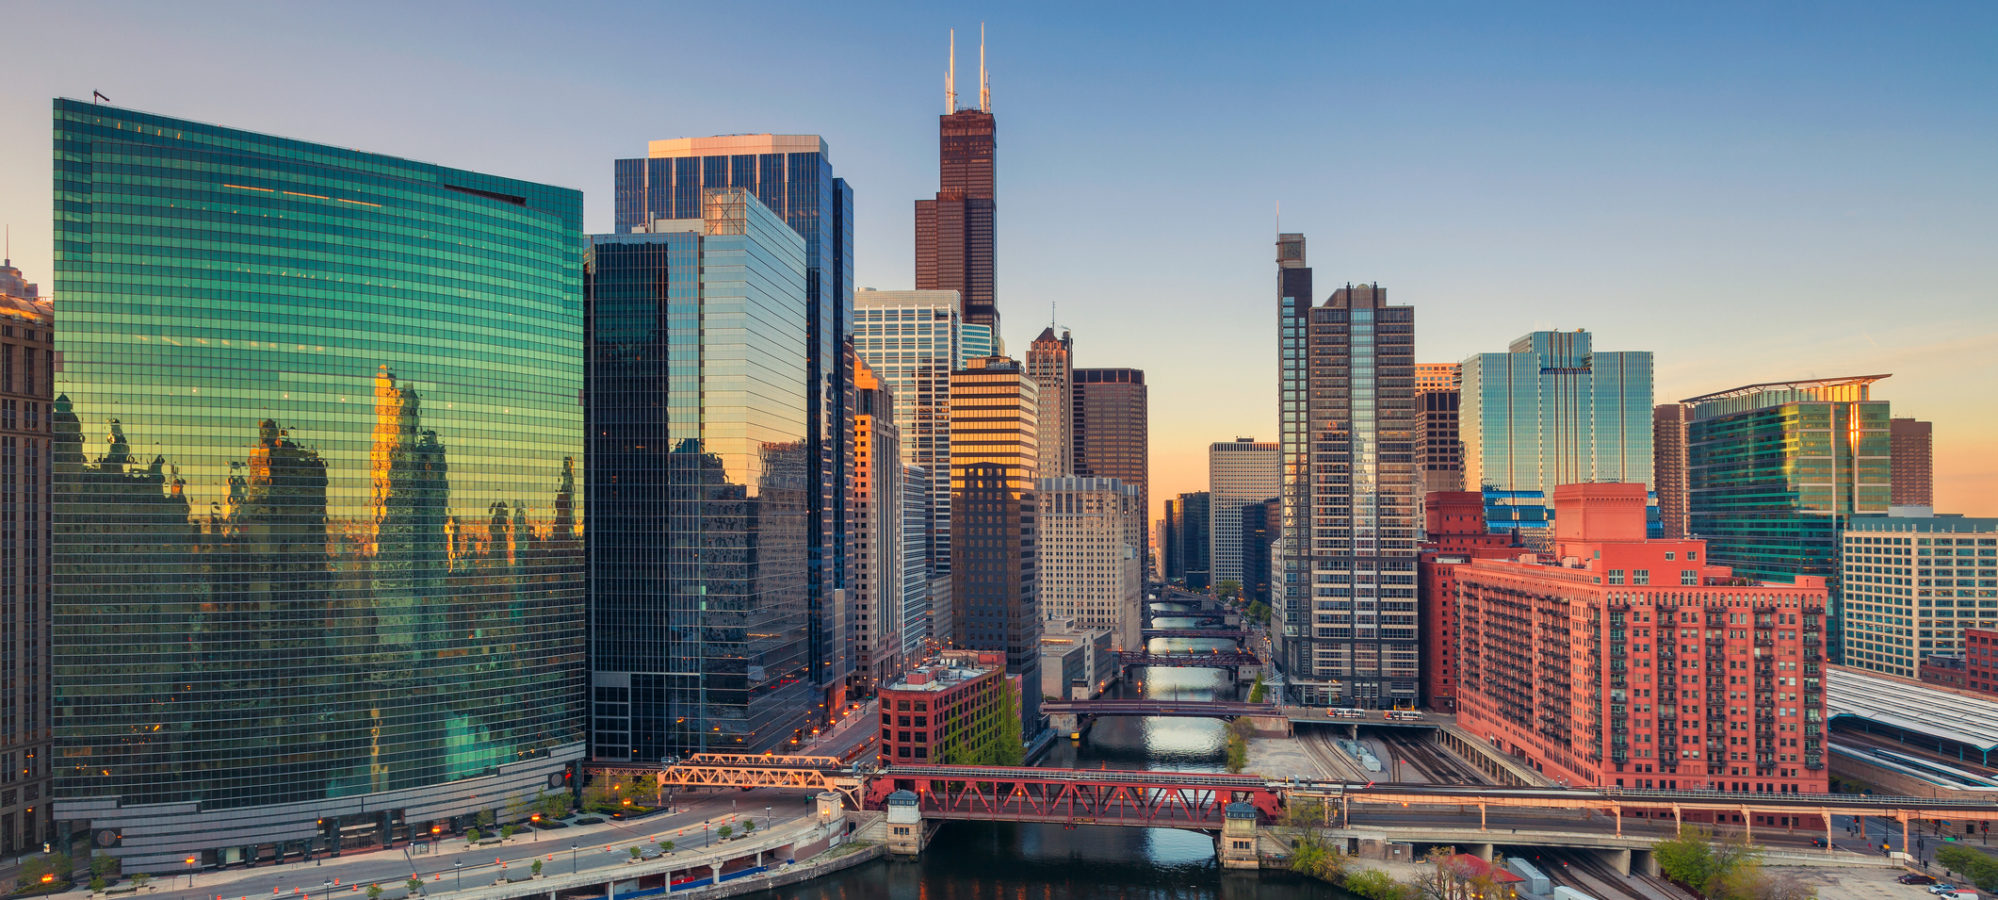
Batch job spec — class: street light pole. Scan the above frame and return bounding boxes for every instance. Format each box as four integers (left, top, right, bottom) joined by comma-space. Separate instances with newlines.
570, 843, 578, 875
453, 862, 461, 892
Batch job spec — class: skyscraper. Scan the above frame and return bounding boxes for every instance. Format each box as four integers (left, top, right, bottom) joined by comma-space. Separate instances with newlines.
1890, 417, 1934, 508
1038, 477, 1143, 650
949, 356, 1039, 734
1274, 233, 1313, 698
851, 356, 906, 696
1240, 497, 1280, 606
1072, 368, 1148, 560
1207, 438, 1279, 590
1684, 375, 1892, 662
916, 29, 999, 331
1, 257, 50, 857
1169, 491, 1212, 590
1844, 513, 1998, 678
1026, 327, 1073, 479
1653, 403, 1689, 538
1414, 362, 1459, 392
1271, 283, 1418, 708
587, 191, 811, 758
1460, 330, 1655, 546
52, 101, 585, 866
901, 465, 933, 656
854, 289, 964, 653
1414, 387, 1463, 517
614, 134, 854, 714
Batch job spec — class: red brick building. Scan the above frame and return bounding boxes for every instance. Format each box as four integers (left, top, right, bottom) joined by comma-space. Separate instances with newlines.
1934, 628, 1998, 696
1419, 492, 1516, 712
1456, 483, 1829, 794
877, 650, 1014, 765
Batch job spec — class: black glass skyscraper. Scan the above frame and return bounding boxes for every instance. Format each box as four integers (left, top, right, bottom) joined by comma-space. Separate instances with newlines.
614, 136, 855, 714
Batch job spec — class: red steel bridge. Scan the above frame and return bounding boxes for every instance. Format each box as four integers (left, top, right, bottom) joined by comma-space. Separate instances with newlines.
1113, 649, 1261, 670
862, 764, 1283, 830
1139, 628, 1250, 642
1042, 699, 1277, 720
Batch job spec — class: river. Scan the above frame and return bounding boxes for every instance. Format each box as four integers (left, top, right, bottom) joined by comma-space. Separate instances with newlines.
747, 603, 1342, 898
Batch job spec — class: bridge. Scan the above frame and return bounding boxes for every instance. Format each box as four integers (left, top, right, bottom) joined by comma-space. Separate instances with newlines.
1113, 649, 1261, 670
1042, 699, 1277, 719
1139, 628, 1250, 642
863, 764, 1283, 830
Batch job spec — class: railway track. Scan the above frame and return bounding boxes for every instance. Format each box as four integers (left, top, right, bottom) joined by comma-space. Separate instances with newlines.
1377, 729, 1490, 785
1540, 847, 1672, 900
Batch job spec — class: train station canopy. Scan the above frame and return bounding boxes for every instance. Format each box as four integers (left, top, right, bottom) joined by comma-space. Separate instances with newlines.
1828, 666, 1998, 754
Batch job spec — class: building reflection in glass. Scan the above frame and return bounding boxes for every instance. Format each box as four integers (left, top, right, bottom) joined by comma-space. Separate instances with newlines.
587, 188, 812, 758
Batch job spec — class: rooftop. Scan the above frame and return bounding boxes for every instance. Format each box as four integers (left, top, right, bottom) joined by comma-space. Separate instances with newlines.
1847, 516, 1998, 534
646, 134, 829, 159
1681, 374, 1889, 404
1828, 666, 1998, 754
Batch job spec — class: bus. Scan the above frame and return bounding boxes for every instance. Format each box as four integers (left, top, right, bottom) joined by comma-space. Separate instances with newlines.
1384, 710, 1425, 722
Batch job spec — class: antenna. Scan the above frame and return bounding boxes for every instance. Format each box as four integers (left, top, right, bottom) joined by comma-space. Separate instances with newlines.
945, 29, 957, 114
979, 23, 990, 113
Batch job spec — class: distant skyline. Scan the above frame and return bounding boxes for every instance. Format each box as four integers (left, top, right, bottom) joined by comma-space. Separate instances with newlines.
3, 1, 1993, 526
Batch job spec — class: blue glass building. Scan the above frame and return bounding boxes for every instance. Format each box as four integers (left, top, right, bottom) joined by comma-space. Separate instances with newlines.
587, 189, 812, 757
1459, 330, 1655, 546
51, 101, 584, 868
615, 136, 853, 714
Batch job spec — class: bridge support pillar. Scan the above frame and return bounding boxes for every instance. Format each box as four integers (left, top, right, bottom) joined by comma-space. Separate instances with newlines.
1051, 713, 1080, 737
1632, 848, 1659, 877
1604, 847, 1632, 876
1471, 843, 1493, 862
885, 790, 928, 857
1218, 807, 1261, 870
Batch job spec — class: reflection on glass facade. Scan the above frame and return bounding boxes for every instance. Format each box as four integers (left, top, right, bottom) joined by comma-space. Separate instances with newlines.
51, 101, 585, 867
1685, 376, 1892, 663
1459, 330, 1654, 546
586, 191, 811, 758
615, 136, 853, 712
949, 357, 1039, 733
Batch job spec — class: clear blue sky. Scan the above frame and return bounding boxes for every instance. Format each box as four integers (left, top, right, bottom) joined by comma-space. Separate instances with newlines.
4, 0, 1994, 522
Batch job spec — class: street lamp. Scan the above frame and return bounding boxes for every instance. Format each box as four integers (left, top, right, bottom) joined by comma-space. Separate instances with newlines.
570, 843, 578, 875
453, 862, 462, 892
529, 814, 540, 840
765, 806, 771, 832
187, 857, 198, 888
323, 880, 333, 900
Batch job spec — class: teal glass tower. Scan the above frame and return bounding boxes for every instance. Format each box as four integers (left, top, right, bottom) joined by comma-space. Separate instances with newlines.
51, 101, 585, 868
1459, 330, 1655, 545
1684, 375, 1892, 663
586, 190, 813, 758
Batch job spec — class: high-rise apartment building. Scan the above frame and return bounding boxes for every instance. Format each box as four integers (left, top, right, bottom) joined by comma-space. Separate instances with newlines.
1460, 330, 1654, 545
1270, 281, 1418, 708
1416, 492, 1515, 713
1653, 403, 1689, 538
588, 194, 811, 758
916, 31, 999, 331
1072, 368, 1148, 560
1038, 477, 1143, 650
1275, 234, 1312, 679
949, 357, 1040, 734
1685, 375, 1891, 662
851, 356, 906, 696
1240, 498, 1280, 605
1, 258, 51, 857
614, 134, 854, 713
854, 289, 964, 660
1455, 484, 1829, 793
1841, 512, 1998, 678
52, 101, 585, 866
1207, 438, 1279, 590
1026, 328, 1073, 479
1890, 418, 1934, 508
1415, 362, 1460, 392
1165, 492, 1213, 590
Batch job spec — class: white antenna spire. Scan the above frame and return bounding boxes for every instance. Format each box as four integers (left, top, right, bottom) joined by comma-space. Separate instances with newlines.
945, 29, 957, 114
979, 23, 990, 113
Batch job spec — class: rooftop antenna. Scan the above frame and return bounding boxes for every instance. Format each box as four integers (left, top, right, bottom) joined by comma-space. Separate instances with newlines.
945, 29, 957, 114
92, 90, 109, 104
979, 23, 990, 113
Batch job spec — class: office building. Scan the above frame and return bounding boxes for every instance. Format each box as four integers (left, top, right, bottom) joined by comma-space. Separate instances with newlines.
1455, 484, 1829, 793
1685, 375, 1892, 663
1240, 498, 1280, 606
916, 30, 999, 331
1038, 477, 1143, 650
1, 257, 50, 857
1891, 418, 1934, 508
1208, 438, 1279, 590
1269, 279, 1418, 708
589, 195, 812, 757
1040, 617, 1115, 701
1166, 491, 1212, 590
614, 134, 854, 713
1654, 404, 1689, 538
949, 357, 1040, 734
960, 322, 996, 364
1954, 629, 1998, 696
1841, 513, 1998, 678
1274, 234, 1312, 678
1072, 368, 1148, 559
52, 101, 585, 867
1415, 362, 1459, 392
1416, 492, 1515, 712
1026, 328, 1073, 479
1460, 330, 1654, 545
877, 650, 1013, 765
1415, 388, 1464, 519
851, 357, 906, 696
854, 289, 964, 657
901, 465, 933, 657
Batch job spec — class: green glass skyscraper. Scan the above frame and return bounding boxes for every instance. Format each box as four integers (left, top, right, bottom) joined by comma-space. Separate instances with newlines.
51, 100, 585, 868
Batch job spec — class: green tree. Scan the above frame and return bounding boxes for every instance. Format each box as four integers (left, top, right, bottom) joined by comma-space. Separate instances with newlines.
90, 876, 106, 894
529, 861, 542, 878
500, 825, 519, 840
1654, 827, 1765, 898
1343, 869, 1408, 900
1939, 845, 1998, 891
717, 825, 733, 839
367, 883, 384, 900
1223, 718, 1254, 773
743, 820, 755, 833
1247, 676, 1267, 704
466, 827, 482, 843
541, 791, 570, 819
628, 846, 641, 860
90, 856, 118, 879
129, 874, 150, 891
406, 878, 425, 896
1215, 579, 1242, 602
659, 841, 674, 853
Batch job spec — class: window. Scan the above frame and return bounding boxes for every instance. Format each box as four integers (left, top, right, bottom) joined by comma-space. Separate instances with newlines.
1682, 570, 1698, 586
1609, 569, 1625, 586
1634, 570, 1650, 586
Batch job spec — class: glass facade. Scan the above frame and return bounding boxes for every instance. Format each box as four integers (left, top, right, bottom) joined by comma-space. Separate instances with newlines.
614, 137, 852, 711
51, 101, 584, 867
585, 190, 811, 758
948, 358, 1039, 734
1459, 330, 1655, 546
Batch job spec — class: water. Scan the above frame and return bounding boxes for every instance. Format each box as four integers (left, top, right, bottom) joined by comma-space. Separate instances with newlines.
750, 607, 1342, 898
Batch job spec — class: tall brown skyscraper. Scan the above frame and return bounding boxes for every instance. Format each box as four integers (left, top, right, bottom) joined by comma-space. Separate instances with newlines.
1073, 368, 1148, 560
916, 29, 999, 331
949, 356, 1039, 733
1026, 327, 1073, 478
1653, 403, 1688, 537
0, 257, 51, 857
1891, 417, 1934, 507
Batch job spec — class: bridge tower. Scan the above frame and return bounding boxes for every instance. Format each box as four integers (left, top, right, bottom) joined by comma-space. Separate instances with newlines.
885, 790, 928, 856
1218, 802, 1261, 869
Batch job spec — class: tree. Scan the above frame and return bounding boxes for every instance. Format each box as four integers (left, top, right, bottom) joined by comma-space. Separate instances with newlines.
90, 876, 106, 894
627, 847, 641, 860
1224, 718, 1254, 773
367, 884, 384, 900
529, 861, 543, 878
466, 827, 482, 843
717, 825, 733, 839
1284, 798, 1328, 830
541, 791, 570, 820
476, 809, 496, 829
1215, 579, 1242, 602
1654, 827, 1720, 892
129, 874, 149, 891
1939, 845, 1998, 891
90, 856, 118, 879
743, 820, 756, 833
500, 825, 519, 840
1654, 827, 1766, 898
406, 878, 425, 896
1248, 676, 1267, 704
1343, 868, 1409, 900
659, 841, 674, 853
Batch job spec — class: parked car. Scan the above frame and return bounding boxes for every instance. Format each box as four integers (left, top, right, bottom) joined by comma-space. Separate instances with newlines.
1901, 875, 1938, 885
1928, 884, 1958, 896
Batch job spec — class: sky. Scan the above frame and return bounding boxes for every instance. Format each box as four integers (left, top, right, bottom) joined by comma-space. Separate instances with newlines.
3, 0, 1995, 528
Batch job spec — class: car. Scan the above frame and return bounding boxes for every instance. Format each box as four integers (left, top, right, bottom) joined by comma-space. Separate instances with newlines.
1902, 875, 1939, 886
1929, 884, 1958, 895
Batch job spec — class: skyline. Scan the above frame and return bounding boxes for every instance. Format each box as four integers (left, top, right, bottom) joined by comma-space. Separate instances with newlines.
3, 1, 1994, 526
